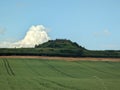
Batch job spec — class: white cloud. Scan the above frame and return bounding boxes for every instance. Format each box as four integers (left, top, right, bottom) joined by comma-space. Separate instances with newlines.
100, 44, 120, 50
103, 29, 110, 36
93, 29, 111, 37
0, 27, 6, 35
0, 42, 13, 48
0, 25, 50, 48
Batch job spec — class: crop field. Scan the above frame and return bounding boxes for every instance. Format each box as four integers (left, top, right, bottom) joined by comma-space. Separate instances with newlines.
0, 58, 120, 90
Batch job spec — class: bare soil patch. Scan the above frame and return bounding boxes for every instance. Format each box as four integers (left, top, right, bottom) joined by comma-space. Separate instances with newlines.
0, 56, 120, 62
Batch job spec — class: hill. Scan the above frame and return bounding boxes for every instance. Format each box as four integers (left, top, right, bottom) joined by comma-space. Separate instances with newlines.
35, 39, 86, 57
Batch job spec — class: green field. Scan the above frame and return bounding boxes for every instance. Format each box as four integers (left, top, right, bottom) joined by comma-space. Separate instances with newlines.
0, 58, 120, 90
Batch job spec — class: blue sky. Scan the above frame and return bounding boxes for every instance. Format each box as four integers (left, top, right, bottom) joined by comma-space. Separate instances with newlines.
0, 0, 120, 50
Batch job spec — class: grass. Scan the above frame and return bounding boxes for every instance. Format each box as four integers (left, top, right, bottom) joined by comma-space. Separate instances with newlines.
0, 58, 120, 90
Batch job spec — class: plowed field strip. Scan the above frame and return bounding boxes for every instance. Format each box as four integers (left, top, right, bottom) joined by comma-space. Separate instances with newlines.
0, 56, 120, 62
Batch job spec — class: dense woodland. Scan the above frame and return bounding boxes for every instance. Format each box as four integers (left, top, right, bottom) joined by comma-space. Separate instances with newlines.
0, 39, 120, 58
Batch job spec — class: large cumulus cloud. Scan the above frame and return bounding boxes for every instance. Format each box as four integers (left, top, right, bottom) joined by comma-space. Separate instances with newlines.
0, 25, 50, 48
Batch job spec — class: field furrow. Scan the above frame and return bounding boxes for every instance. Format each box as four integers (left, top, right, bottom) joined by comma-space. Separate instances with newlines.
23, 59, 42, 76
5, 58, 15, 76
23, 59, 78, 90
2, 58, 11, 76
41, 61, 74, 78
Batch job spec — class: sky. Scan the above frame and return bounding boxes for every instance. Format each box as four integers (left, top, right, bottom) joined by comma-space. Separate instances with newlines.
0, 0, 120, 50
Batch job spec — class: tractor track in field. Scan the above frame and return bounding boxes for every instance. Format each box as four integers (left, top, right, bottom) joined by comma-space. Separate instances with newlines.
32, 78, 61, 90
23, 59, 43, 76
2, 58, 15, 76
38, 77, 80, 90
24, 59, 79, 90
75, 61, 120, 77
42, 61, 74, 78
